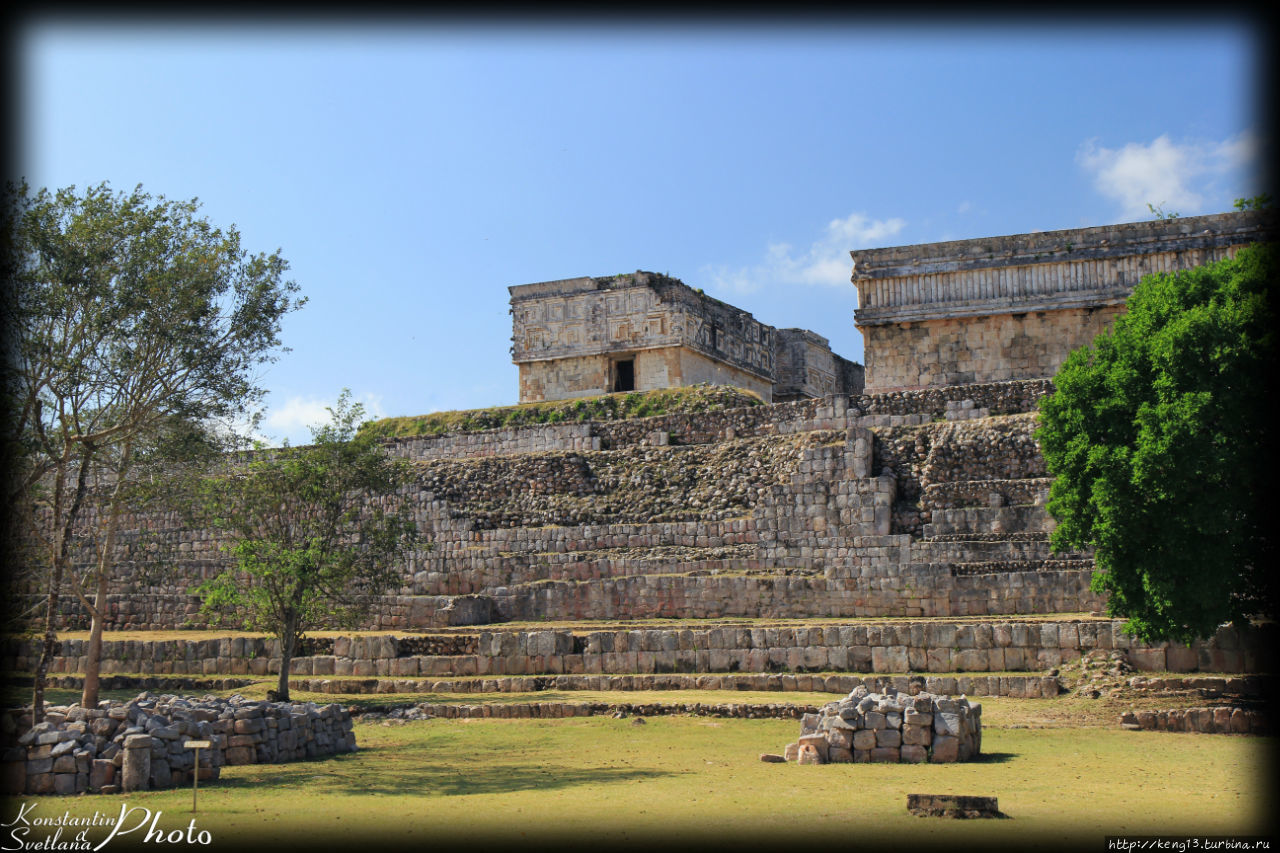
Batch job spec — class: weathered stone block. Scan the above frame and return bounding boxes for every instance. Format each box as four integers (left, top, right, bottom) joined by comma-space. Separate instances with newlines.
929, 736, 959, 763
828, 747, 854, 764
870, 746, 900, 763
875, 729, 902, 748
797, 744, 824, 765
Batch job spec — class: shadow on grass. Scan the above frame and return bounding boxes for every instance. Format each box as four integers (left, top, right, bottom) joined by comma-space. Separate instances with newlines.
972, 751, 1017, 764
214, 748, 674, 797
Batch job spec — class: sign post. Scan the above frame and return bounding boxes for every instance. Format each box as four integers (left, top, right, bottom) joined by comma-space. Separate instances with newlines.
184, 740, 212, 813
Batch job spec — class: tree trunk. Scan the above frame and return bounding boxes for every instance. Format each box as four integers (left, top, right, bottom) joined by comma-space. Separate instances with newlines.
276, 611, 297, 702
80, 571, 108, 709
82, 440, 133, 709
33, 448, 92, 723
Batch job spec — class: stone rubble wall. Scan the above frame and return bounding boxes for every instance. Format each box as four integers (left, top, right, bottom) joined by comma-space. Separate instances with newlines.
0, 693, 354, 797
379, 379, 1054, 462
6, 620, 1271, 681
784, 686, 980, 764
1119, 707, 1269, 734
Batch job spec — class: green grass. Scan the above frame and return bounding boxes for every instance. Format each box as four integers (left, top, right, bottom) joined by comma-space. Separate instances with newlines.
2, 715, 1269, 851
358, 383, 764, 439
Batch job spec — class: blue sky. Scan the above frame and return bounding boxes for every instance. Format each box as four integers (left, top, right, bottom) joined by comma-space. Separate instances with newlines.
17, 17, 1265, 446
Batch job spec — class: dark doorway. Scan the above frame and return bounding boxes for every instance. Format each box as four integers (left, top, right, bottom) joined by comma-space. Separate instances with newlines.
614, 359, 635, 392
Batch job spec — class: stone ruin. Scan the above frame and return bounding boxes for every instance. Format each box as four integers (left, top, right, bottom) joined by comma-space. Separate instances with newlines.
778, 685, 980, 764
906, 793, 1005, 819
0, 692, 355, 796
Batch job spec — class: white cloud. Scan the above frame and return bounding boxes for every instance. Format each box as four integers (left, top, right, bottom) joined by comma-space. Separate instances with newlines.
1077, 131, 1259, 220
703, 212, 906, 294
957, 200, 973, 214
261, 392, 387, 447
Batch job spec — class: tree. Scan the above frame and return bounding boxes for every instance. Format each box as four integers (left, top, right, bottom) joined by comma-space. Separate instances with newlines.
192, 392, 422, 701
1036, 244, 1276, 644
1234, 194, 1272, 211
2, 181, 304, 718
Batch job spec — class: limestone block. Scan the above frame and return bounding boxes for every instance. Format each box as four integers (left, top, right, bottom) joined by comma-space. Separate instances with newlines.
1127, 648, 1167, 671
875, 729, 901, 748
1166, 645, 1198, 673
929, 736, 959, 763
826, 728, 853, 750
797, 744, 824, 765
870, 746, 900, 763
797, 734, 829, 763
852, 729, 877, 751
121, 736, 151, 792
903, 725, 932, 746
828, 747, 854, 764
151, 758, 171, 788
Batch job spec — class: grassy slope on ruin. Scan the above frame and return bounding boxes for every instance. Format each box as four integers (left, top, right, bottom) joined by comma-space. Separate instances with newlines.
358, 384, 763, 439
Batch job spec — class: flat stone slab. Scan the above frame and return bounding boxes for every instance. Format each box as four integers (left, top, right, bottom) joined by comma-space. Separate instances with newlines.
907, 794, 1006, 819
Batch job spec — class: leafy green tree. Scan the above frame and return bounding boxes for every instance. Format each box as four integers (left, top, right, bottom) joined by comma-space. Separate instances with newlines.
193, 392, 422, 700
2, 181, 303, 718
1037, 244, 1276, 643
1234, 194, 1273, 211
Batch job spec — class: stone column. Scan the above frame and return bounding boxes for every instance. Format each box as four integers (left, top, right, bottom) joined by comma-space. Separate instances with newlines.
121, 735, 152, 792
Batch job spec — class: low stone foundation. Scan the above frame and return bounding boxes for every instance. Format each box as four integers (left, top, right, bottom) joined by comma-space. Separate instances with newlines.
0, 693, 356, 796
8, 620, 1270, 683
1119, 707, 1269, 734
907, 794, 1005, 818
782, 685, 980, 764
387, 701, 816, 720
295, 671, 1064, 698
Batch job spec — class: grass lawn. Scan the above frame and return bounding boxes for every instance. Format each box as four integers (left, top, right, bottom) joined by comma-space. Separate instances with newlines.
2, 709, 1272, 852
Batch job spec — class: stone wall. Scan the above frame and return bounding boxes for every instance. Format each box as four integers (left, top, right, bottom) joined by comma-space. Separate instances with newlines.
1119, 707, 1268, 734
0, 694, 355, 796
7, 620, 1271, 681
774, 328, 866, 400
857, 305, 1125, 391
851, 211, 1272, 392
294, 672, 1067, 699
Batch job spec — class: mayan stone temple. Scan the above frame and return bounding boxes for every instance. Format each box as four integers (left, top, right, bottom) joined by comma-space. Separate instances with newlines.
5, 209, 1275, 784
509, 271, 863, 403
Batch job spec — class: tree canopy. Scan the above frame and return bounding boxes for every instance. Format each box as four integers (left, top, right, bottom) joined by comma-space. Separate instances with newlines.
2, 180, 304, 716
193, 391, 422, 701
1036, 243, 1276, 644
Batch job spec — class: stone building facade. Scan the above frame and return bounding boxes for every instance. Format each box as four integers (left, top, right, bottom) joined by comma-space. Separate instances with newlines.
510, 271, 862, 403
850, 210, 1271, 393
